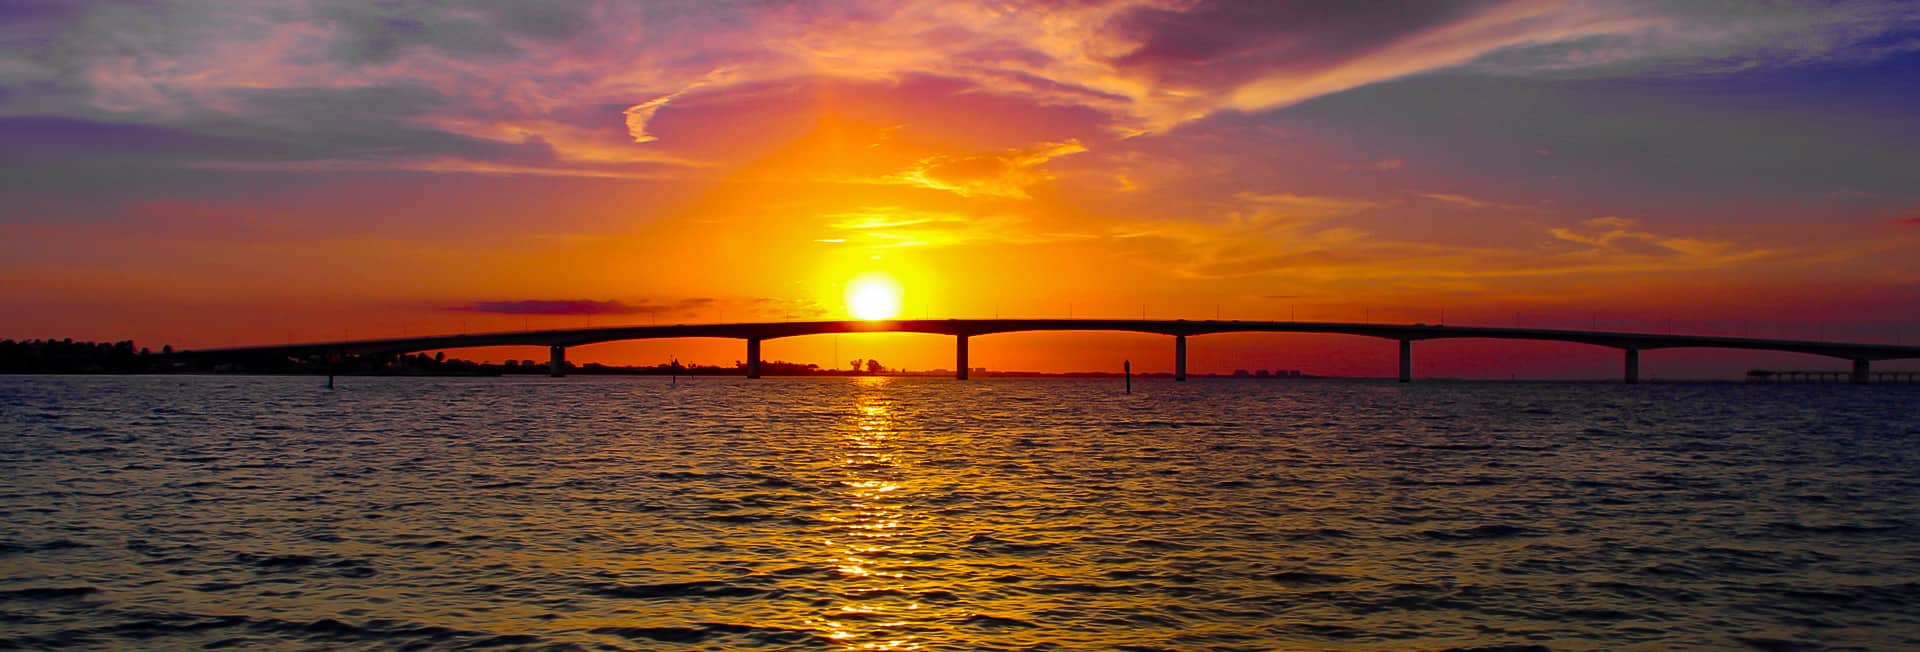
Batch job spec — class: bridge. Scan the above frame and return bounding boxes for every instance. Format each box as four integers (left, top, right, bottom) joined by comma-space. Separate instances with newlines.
188, 319, 1920, 384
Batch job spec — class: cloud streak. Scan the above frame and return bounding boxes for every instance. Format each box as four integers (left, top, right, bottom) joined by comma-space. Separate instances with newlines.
450, 298, 710, 316
882, 140, 1088, 199
1109, 194, 1785, 284
4, 0, 1914, 181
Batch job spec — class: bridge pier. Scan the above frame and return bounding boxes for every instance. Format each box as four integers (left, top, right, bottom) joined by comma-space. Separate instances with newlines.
746, 337, 762, 379
956, 335, 969, 380
1398, 339, 1411, 383
1624, 348, 1640, 384
549, 345, 566, 377
1852, 359, 1870, 385
1174, 335, 1188, 382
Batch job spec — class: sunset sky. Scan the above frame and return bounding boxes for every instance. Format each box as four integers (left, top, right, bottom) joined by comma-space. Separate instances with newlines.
4, 0, 1920, 378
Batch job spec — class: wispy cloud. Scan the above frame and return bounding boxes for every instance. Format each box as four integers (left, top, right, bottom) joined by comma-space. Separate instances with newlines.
449, 298, 710, 316
623, 69, 735, 144
821, 206, 1096, 249
1113, 203, 1783, 283
193, 157, 692, 180
1236, 192, 1385, 214
1421, 192, 1534, 211
1224, 192, 1388, 232
748, 296, 829, 319
10, 0, 1907, 180
881, 140, 1087, 199
0, 0, 1908, 216
1546, 216, 1748, 259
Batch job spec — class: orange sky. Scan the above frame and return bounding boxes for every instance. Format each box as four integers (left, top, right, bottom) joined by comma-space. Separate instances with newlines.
3, 1, 1919, 378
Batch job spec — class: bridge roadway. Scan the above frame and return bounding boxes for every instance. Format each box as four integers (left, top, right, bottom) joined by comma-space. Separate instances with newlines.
190, 319, 1920, 384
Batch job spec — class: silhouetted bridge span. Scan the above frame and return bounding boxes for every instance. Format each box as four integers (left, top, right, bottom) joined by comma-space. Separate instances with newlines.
190, 319, 1920, 384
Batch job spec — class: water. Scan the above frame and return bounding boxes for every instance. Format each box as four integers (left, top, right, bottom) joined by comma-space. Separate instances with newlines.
2, 375, 1917, 651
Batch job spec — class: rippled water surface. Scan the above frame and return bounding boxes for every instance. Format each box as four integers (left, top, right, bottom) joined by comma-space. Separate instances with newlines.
3, 375, 1919, 650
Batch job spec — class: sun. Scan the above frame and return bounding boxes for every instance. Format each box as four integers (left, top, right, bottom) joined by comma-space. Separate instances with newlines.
846, 272, 903, 320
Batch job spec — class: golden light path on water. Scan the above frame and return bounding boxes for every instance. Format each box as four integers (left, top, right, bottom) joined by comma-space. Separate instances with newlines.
5, 376, 1920, 650
814, 376, 924, 649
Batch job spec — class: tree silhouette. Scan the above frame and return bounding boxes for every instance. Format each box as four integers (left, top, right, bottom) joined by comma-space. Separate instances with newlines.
850, 358, 863, 372
865, 359, 884, 374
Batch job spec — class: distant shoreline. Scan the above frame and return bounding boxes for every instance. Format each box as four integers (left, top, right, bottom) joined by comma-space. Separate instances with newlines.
6, 339, 1901, 382
0, 371, 1823, 383
0, 369, 1333, 380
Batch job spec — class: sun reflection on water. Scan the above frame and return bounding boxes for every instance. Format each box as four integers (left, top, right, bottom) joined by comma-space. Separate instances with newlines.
809, 376, 930, 651
14, 378, 1920, 649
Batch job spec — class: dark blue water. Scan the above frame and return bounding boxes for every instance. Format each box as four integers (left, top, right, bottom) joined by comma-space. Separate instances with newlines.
2, 375, 1917, 650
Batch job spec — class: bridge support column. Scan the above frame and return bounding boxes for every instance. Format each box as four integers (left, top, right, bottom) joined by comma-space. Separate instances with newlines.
1174, 335, 1188, 382
1624, 348, 1640, 384
1852, 359, 1870, 385
746, 338, 762, 379
549, 345, 566, 377
956, 335, 969, 380
1398, 339, 1411, 383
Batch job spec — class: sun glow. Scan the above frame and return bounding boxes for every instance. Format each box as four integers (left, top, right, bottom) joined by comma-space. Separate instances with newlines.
846, 273, 903, 320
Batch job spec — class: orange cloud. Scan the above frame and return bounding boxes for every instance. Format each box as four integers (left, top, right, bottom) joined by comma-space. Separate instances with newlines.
1106, 198, 1784, 285
881, 140, 1087, 199
33, 0, 1917, 178
820, 207, 1096, 249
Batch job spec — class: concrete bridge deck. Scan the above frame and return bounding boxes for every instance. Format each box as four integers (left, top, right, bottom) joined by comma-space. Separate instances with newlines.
189, 319, 1920, 384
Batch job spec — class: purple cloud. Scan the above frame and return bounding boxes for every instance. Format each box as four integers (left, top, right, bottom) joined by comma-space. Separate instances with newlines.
449, 299, 711, 316
1105, 1, 1481, 92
